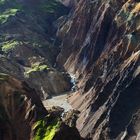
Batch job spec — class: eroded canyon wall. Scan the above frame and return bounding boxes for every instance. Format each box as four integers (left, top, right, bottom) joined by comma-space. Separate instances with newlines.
57, 0, 140, 139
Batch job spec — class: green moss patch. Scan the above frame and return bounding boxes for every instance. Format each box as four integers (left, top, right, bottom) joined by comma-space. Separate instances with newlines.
1, 40, 20, 53
0, 8, 19, 24
33, 117, 61, 140
0, 73, 9, 81
26, 64, 50, 74
0, 0, 23, 24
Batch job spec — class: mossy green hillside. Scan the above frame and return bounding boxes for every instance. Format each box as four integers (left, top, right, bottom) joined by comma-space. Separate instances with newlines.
33, 117, 61, 140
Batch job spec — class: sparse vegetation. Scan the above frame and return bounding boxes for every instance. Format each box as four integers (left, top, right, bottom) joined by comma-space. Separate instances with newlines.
0, 8, 18, 24
0, 73, 9, 81
26, 64, 50, 74
2, 40, 20, 53
33, 117, 61, 140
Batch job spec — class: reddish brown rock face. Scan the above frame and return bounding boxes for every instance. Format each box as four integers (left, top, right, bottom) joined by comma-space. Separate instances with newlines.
57, 0, 140, 139
0, 74, 47, 140
0, 74, 83, 140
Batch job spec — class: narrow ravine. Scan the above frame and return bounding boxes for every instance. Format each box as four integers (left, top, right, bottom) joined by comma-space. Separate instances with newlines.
43, 73, 77, 112
43, 93, 72, 112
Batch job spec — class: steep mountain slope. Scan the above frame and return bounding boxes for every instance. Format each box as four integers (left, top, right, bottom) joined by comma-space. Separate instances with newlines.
0, 0, 71, 99
57, 0, 140, 139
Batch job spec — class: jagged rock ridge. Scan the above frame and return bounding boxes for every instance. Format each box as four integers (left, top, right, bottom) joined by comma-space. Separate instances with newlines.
57, 0, 140, 139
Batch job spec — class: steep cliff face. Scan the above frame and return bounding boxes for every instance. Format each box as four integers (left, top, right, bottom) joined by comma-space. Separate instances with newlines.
0, 1, 85, 139
0, 73, 47, 140
57, 0, 140, 139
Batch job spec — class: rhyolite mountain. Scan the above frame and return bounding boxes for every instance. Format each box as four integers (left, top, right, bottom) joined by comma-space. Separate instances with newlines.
0, 0, 140, 140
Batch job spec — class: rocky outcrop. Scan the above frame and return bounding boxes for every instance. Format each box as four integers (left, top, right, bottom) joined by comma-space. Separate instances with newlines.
25, 66, 71, 99
0, 73, 83, 140
0, 54, 71, 99
0, 56, 24, 79
57, 0, 140, 139
0, 73, 47, 140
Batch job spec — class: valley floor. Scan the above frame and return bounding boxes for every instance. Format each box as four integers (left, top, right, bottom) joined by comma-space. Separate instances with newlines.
43, 92, 73, 112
